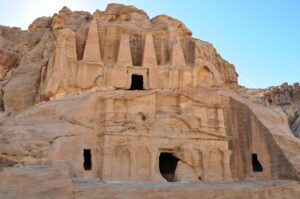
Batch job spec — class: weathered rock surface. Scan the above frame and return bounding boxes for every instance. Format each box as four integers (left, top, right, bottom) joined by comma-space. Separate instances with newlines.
0, 3, 299, 198
263, 83, 300, 138
240, 83, 300, 138
0, 26, 21, 81
0, 162, 73, 199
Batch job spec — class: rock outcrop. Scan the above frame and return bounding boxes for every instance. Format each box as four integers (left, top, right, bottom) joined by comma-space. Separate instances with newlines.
0, 3, 299, 199
241, 83, 300, 138
265, 83, 300, 138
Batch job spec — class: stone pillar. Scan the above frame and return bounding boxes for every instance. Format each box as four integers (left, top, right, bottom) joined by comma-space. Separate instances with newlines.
42, 28, 78, 97
170, 37, 185, 68
169, 37, 185, 89
130, 147, 137, 182
223, 150, 232, 181
114, 34, 132, 88
82, 18, 102, 64
116, 34, 132, 67
100, 145, 114, 182
201, 151, 209, 181
60, 29, 78, 88
142, 33, 157, 67
143, 33, 158, 89
77, 19, 104, 89
149, 147, 162, 182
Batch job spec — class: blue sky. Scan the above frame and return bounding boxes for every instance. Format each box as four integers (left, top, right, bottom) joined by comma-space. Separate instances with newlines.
0, 0, 299, 88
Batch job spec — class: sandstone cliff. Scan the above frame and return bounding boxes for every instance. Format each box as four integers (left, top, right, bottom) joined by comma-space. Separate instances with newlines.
263, 83, 300, 138
240, 83, 300, 138
0, 4, 237, 114
0, 4, 299, 199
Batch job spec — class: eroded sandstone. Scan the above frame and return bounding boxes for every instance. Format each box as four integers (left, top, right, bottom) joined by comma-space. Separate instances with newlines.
0, 3, 299, 199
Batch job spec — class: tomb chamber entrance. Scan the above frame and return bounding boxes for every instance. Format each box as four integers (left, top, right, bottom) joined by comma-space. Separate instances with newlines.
252, 153, 263, 172
83, 149, 92, 170
159, 152, 179, 182
130, 74, 144, 90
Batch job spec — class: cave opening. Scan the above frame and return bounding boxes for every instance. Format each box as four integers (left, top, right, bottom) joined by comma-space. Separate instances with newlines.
159, 152, 179, 182
268, 98, 273, 104
83, 149, 92, 171
252, 153, 263, 172
130, 74, 144, 90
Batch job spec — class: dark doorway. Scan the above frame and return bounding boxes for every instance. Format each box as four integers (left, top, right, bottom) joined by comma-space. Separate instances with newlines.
130, 74, 144, 90
159, 152, 179, 182
252, 153, 263, 172
268, 98, 273, 104
83, 149, 92, 170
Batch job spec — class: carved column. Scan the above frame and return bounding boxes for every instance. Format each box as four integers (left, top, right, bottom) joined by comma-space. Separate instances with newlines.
170, 37, 185, 67
143, 33, 158, 89
116, 34, 132, 67
201, 151, 209, 181
114, 34, 132, 89
100, 145, 114, 182
129, 147, 137, 182
142, 33, 157, 67
149, 147, 161, 182
82, 18, 102, 64
223, 150, 232, 181
170, 37, 187, 89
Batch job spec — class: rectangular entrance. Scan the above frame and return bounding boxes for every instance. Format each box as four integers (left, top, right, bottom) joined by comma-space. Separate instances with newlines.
83, 149, 92, 170
159, 152, 179, 182
130, 74, 144, 90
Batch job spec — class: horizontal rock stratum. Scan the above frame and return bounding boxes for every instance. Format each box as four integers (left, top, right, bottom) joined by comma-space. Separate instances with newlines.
0, 3, 299, 199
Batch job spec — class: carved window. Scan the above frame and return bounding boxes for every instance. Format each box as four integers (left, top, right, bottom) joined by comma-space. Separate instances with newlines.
83, 149, 92, 170
252, 153, 263, 172
130, 74, 144, 90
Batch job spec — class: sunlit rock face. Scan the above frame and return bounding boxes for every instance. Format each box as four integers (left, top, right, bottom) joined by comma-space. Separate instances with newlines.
240, 82, 300, 138
40, 4, 237, 100
262, 83, 300, 138
0, 3, 300, 199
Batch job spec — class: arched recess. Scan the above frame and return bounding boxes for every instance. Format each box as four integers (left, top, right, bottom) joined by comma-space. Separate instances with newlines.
135, 147, 151, 181
198, 66, 213, 87
112, 147, 131, 181
206, 148, 224, 181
